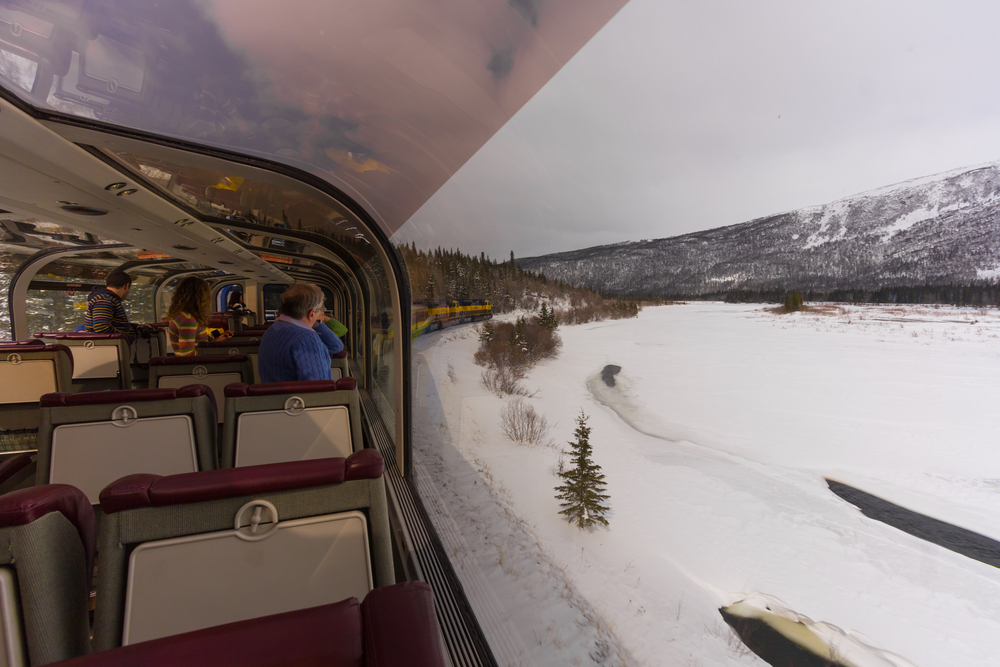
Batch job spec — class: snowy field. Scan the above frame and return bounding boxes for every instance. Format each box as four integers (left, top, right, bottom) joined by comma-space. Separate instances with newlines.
411, 302, 1000, 667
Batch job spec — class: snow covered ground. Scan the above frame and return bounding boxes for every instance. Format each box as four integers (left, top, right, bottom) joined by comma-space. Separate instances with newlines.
411, 302, 1000, 667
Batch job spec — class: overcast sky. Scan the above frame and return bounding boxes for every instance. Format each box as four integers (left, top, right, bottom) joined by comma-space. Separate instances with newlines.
393, 0, 1000, 260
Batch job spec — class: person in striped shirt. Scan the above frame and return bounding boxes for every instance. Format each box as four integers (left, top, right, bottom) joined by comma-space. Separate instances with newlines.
85, 269, 141, 343
166, 277, 230, 356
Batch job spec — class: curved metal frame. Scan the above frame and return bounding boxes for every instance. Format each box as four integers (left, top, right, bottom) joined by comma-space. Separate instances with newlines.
7, 243, 130, 340
208, 220, 365, 342
217, 235, 365, 365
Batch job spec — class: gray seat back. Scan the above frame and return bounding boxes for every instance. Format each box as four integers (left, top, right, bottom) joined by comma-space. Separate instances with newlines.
0, 485, 94, 665
92, 450, 392, 651
0, 344, 74, 433
219, 379, 362, 469
148, 355, 253, 424
34, 334, 131, 391
36, 387, 218, 503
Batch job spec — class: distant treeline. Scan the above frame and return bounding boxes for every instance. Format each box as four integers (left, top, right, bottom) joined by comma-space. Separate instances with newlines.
396, 244, 641, 323
646, 283, 1000, 307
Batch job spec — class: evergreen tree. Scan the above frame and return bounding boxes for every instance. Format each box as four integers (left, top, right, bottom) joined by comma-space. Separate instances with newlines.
539, 302, 557, 331
479, 319, 495, 344
509, 316, 527, 352
555, 411, 610, 528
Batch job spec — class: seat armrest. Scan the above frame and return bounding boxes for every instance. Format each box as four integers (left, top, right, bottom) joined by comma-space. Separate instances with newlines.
361, 582, 447, 667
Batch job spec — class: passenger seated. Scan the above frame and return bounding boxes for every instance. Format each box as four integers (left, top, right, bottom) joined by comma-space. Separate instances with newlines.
258, 284, 343, 383
166, 277, 231, 356
85, 268, 143, 344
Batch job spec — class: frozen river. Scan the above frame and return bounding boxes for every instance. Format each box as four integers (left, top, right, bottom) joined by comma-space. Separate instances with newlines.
412, 302, 1000, 667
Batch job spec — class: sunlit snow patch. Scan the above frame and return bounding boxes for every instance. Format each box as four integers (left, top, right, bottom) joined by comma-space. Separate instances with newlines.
720, 593, 918, 667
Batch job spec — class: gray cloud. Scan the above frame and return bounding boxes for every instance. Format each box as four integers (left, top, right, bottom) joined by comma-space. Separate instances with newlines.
395, 0, 1000, 260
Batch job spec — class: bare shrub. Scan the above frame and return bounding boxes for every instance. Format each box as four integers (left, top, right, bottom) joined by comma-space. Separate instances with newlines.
500, 398, 551, 445
554, 298, 640, 325
474, 317, 562, 396
480, 366, 528, 397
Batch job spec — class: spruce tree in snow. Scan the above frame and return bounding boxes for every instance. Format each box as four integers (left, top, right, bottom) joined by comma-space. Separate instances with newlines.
479, 319, 495, 344
555, 411, 610, 528
539, 303, 557, 331
509, 316, 527, 353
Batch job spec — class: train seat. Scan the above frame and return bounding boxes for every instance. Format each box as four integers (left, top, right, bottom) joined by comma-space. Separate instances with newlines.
198, 342, 349, 384
0, 342, 75, 434
35, 387, 218, 504
220, 378, 361, 469
92, 450, 393, 650
198, 340, 261, 383
331, 349, 349, 380
130, 325, 167, 384
46, 583, 446, 667
33, 333, 131, 392
0, 484, 95, 665
148, 355, 253, 423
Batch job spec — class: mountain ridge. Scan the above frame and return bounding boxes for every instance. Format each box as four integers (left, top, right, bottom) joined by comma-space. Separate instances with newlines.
517, 161, 1000, 297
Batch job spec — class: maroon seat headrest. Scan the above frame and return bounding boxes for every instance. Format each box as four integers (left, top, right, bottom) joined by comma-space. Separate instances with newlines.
0, 453, 32, 486
36, 332, 123, 340
0, 485, 95, 588
40, 385, 214, 408
100, 450, 384, 514
224, 378, 355, 398
332, 350, 348, 359
149, 354, 249, 366
46, 598, 363, 667
0, 340, 44, 348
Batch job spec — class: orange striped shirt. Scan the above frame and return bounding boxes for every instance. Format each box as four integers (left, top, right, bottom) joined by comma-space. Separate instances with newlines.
167, 312, 209, 356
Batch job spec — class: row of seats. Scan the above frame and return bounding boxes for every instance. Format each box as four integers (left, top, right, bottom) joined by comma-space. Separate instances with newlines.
35, 379, 361, 504
0, 450, 444, 666
2, 332, 349, 434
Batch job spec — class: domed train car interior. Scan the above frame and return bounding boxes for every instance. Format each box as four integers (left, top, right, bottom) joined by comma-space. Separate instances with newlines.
0, 0, 631, 665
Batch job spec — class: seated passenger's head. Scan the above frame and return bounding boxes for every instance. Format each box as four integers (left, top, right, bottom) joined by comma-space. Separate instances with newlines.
280, 283, 325, 324
105, 269, 133, 298
168, 277, 212, 325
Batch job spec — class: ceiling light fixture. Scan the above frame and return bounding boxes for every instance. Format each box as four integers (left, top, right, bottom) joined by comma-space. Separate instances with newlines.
173, 219, 194, 227
116, 189, 138, 197
105, 182, 128, 191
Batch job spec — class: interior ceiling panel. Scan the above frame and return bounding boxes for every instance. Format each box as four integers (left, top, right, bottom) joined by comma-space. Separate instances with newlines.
0, 95, 290, 282
0, 0, 628, 235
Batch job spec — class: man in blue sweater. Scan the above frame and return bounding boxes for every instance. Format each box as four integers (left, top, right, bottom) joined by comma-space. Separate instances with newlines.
258, 283, 344, 383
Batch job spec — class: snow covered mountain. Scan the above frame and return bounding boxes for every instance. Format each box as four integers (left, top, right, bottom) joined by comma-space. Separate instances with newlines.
517, 162, 1000, 297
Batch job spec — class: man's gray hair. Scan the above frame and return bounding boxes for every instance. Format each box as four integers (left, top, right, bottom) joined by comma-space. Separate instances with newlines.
280, 283, 326, 319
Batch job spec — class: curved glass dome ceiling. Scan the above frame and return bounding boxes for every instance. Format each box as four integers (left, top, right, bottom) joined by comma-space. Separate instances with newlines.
0, 0, 627, 235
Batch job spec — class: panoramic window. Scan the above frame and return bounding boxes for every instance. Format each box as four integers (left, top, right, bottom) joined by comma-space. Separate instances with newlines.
390, 3, 1000, 667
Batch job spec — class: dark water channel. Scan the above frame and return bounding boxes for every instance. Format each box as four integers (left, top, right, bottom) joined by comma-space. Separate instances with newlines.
721, 480, 1000, 666
827, 479, 1000, 569
601, 365, 621, 387
720, 610, 844, 667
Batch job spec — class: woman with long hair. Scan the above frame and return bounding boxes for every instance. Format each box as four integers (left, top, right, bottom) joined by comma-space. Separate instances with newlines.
227, 290, 249, 312
166, 277, 221, 356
